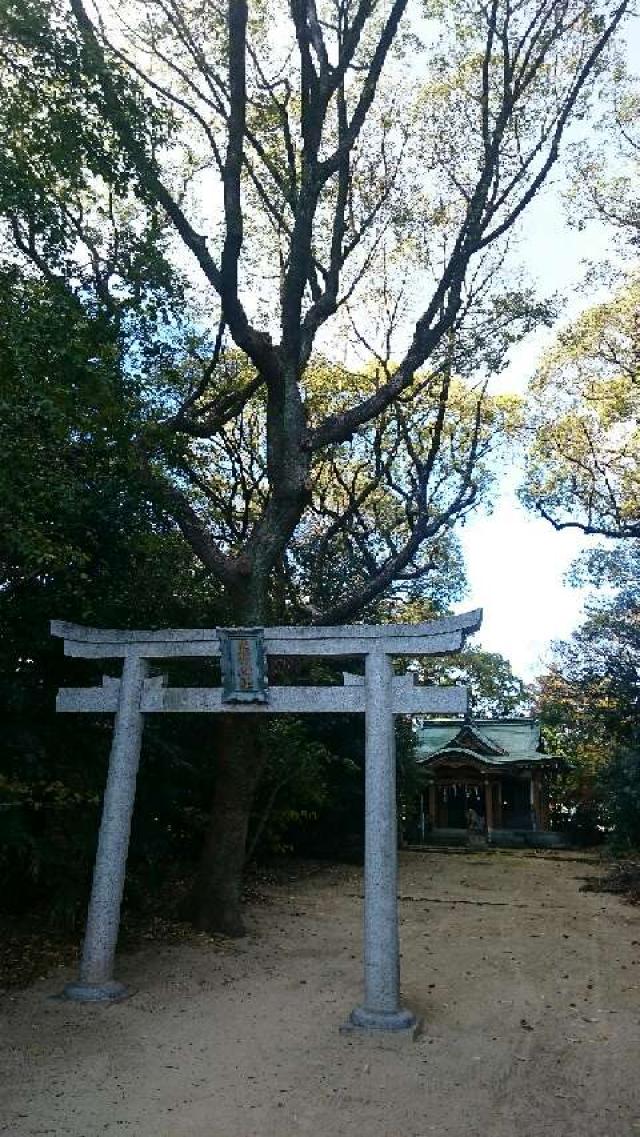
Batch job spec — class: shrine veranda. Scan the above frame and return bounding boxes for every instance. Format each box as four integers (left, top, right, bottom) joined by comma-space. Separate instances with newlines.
51, 609, 482, 1033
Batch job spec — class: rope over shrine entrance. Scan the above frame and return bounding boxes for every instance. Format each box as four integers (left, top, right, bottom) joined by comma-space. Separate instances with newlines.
51, 609, 482, 1034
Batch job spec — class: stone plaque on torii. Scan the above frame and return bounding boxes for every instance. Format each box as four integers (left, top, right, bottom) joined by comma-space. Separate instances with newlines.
51, 609, 482, 1032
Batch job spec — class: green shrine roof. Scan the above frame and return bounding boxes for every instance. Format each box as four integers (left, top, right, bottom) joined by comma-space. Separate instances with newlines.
415, 718, 552, 767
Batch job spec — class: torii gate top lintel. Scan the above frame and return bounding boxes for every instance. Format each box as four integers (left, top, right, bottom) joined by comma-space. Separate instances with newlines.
50, 608, 483, 659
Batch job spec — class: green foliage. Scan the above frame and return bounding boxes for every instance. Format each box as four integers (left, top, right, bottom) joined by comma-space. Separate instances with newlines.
424, 646, 530, 718
0, 0, 173, 231
598, 745, 640, 852
246, 718, 335, 859
536, 542, 640, 842
521, 275, 640, 537
0, 268, 229, 924
0, 267, 133, 589
287, 371, 524, 621
564, 62, 639, 262
396, 716, 425, 843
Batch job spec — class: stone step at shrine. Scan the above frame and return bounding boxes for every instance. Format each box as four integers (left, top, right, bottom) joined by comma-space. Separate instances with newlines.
51, 609, 482, 1034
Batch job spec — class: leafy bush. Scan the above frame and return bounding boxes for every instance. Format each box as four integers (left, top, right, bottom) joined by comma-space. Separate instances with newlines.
599, 745, 640, 853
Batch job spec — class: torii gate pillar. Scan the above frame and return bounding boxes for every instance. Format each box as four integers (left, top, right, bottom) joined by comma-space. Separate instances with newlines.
64, 654, 149, 1001
348, 647, 415, 1031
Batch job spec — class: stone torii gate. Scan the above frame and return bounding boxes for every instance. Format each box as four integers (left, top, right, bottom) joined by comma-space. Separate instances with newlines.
52, 609, 482, 1032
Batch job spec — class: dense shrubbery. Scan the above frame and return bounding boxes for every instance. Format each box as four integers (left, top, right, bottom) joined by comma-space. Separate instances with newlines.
598, 746, 640, 852
0, 271, 221, 924
537, 544, 640, 849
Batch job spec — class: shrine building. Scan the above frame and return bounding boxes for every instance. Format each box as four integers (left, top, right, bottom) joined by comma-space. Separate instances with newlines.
411, 717, 565, 848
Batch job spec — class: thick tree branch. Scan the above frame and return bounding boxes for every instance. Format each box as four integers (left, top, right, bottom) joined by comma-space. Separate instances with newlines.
68, 0, 280, 382
155, 478, 248, 586
533, 501, 640, 539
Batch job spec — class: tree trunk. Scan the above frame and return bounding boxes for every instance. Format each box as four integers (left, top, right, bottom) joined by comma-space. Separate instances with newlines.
194, 715, 266, 936
192, 580, 269, 936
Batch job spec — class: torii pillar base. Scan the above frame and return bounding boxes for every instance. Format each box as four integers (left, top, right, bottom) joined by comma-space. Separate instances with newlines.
63, 980, 129, 1003
341, 1006, 422, 1038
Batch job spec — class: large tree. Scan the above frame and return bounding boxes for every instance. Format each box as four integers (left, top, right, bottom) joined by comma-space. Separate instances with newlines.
0, 0, 629, 932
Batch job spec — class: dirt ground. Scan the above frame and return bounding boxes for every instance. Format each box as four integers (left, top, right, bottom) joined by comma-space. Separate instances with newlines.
2, 849, 640, 1137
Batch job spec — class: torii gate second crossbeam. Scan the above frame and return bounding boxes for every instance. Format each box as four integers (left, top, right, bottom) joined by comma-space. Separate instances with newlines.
51, 609, 482, 1033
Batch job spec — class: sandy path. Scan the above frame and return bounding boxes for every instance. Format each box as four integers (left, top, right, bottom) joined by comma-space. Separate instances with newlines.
1, 850, 639, 1137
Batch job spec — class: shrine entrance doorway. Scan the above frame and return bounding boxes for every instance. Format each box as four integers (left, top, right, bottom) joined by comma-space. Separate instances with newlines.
437, 783, 485, 829
501, 777, 534, 829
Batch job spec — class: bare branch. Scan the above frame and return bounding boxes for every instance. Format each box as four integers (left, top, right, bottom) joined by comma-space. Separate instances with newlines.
533, 501, 640, 539
68, 0, 280, 381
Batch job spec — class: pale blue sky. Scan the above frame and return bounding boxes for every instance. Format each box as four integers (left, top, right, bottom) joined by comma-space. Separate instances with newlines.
460, 491, 599, 681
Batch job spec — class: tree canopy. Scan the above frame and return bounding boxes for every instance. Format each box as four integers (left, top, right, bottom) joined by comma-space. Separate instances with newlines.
425, 644, 529, 717
0, 0, 629, 622
566, 58, 639, 261
521, 274, 640, 538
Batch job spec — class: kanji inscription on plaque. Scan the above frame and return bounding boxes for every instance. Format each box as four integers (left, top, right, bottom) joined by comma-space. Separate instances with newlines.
219, 628, 268, 704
